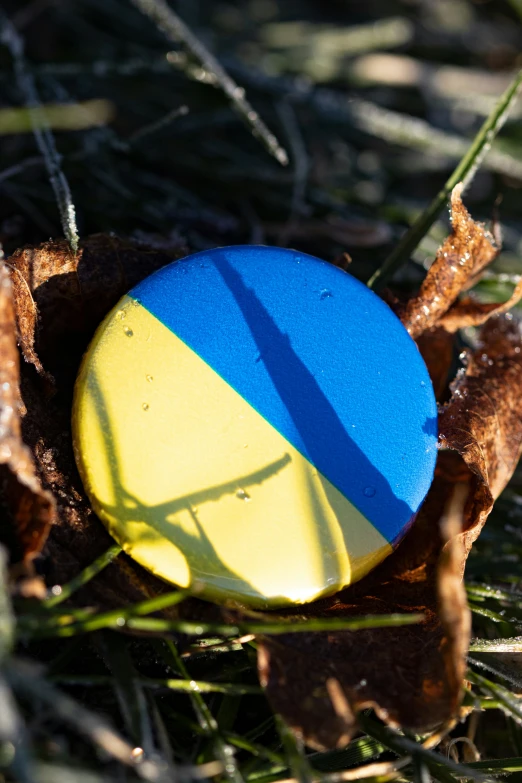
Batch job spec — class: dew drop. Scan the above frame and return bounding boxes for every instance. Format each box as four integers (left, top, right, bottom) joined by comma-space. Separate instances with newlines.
146, 374, 153, 383
123, 326, 133, 337
420, 381, 426, 387
320, 288, 333, 300
142, 402, 149, 411
363, 486, 376, 498
236, 489, 251, 502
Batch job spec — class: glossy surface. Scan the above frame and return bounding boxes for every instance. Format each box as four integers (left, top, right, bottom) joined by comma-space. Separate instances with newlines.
73, 246, 437, 607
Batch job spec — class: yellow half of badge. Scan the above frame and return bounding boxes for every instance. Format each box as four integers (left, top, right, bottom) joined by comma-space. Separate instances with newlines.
73, 296, 392, 607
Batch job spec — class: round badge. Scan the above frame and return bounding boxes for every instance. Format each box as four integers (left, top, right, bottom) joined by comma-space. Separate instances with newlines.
72, 246, 437, 608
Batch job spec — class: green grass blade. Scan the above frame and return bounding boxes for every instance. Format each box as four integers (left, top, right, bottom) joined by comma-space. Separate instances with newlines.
160, 639, 245, 783
368, 68, 522, 290
51, 673, 262, 696
17, 610, 423, 639
0, 11, 80, 253
98, 632, 154, 753
43, 543, 122, 608
469, 638, 522, 653
275, 714, 315, 783
309, 736, 386, 771
467, 757, 522, 774
358, 715, 491, 783
5, 661, 164, 780
467, 669, 522, 725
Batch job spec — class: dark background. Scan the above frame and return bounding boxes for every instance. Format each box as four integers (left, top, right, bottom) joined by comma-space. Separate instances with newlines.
1, 0, 521, 295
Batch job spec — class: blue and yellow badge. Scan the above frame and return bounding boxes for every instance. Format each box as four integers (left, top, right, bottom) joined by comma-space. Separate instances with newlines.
73, 246, 437, 607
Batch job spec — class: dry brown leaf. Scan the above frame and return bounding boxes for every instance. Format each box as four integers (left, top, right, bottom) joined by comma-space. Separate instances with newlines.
0, 263, 55, 564
400, 184, 500, 340
415, 326, 456, 401
258, 313, 522, 749
9, 233, 187, 375
439, 314, 522, 531
438, 283, 522, 333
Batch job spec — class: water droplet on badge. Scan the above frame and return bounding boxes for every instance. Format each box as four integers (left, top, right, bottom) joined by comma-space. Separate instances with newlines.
420, 381, 426, 387
236, 489, 251, 502
123, 326, 133, 337
363, 486, 376, 498
146, 375, 153, 382
320, 288, 333, 300
142, 402, 149, 411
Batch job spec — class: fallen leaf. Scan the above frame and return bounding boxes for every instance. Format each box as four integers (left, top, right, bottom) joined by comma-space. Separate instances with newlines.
416, 326, 456, 401
438, 283, 522, 333
9, 233, 187, 376
400, 184, 500, 340
439, 314, 522, 533
436, 484, 471, 716
0, 262, 55, 565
